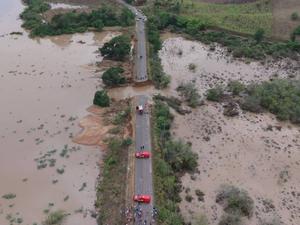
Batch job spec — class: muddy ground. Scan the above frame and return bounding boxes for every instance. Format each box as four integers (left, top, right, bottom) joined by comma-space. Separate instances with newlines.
159, 35, 300, 225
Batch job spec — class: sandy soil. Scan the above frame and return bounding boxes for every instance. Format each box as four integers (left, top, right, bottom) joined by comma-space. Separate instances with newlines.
159, 36, 300, 225
0, 0, 120, 224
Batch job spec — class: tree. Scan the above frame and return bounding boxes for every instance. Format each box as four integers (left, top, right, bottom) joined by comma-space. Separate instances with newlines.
120, 8, 135, 26
102, 67, 126, 87
91, 19, 104, 31
93, 90, 110, 107
254, 28, 265, 43
100, 35, 131, 60
291, 12, 299, 21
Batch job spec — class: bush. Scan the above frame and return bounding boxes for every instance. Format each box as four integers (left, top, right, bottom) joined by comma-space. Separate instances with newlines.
244, 80, 300, 122
43, 210, 66, 225
227, 81, 245, 96
218, 213, 242, 225
216, 185, 254, 218
206, 86, 224, 102
21, 3, 134, 37
93, 90, 110, 107
102, 67, 126, 87
163, 140, 198, 172
254, 28, 265, 43
291, 12, 299, 21
100, 35, 131, 61
188, 63, 196, 72
240, 95, 262, 113
150, 53, 170, 89
176, 82, 202, 107
185, 194, 193, 202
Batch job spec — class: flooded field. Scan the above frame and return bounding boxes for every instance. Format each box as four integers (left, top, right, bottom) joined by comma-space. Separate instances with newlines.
159, 36, 300, 225
0, 1, 119, 224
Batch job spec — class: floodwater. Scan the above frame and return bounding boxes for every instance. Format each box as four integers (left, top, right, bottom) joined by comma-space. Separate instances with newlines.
0, 1, 118, 224
159, 36, 300, 225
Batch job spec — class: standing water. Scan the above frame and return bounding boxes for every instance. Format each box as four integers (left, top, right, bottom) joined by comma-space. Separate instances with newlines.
0, 0, 116, 224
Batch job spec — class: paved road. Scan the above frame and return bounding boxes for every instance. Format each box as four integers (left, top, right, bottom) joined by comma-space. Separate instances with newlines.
116, 0, 148, 82
116, 2, 153, 224
135, 96, 154, 225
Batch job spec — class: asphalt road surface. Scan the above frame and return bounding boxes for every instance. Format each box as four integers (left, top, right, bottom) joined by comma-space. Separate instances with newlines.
116, 2, 153, 224
116, 0, 148, 82
134, 96, 154, 225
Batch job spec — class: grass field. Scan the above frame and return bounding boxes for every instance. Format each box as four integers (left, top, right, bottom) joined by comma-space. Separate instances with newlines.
178, 0, 273, 35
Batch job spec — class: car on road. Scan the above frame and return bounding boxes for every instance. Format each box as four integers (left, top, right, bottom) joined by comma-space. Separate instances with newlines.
135, 151, 151, 158
133, 195, 151, 203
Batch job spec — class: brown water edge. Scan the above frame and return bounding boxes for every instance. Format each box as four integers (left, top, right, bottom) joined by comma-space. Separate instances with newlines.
158, 35, 300, 225
0, 0, 121, 224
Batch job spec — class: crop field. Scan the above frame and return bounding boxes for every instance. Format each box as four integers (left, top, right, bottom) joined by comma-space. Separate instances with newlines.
176, 0, 273, 35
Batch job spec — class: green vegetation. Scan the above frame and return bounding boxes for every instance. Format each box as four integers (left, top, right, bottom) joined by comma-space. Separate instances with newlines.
102, 67, 126, 87
146, 17, 171, 89
152, 100, 198, 225
176, 82, 202, 108
43, 210, 66, 225
241, 80, 300, 122
216, 185, 254, 218
100, 35, 131, 61
206, 86, 224, 102
151, 0, 272, 35
216, 185, 253, 225
291, 12, 299, 21
292, 26, 300, 41
254, 28, 265, 43
218, 213, 242, 225
21, 1, 134, 36
144, 9, 300, 60
96, 138, 131, 224
228, 80, 245, 96
150, 53, 170, 89
2, 193, 16, 200
93, 90, 110, 107
113, 106, 131, 125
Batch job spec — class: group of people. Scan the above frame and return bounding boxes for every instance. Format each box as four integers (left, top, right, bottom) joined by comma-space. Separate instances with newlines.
124, 204, 158, 225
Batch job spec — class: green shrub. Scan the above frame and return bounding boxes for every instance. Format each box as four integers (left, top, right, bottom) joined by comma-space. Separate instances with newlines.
93, 90, 110, 107
150, 53, 170, 89
254, 28, 265, 43
291, 12, 299, 21
227, 81, 245, 96
43, 210, 66, 225
240, 95, 262, 113
185, 194, 193, 202
100, 35, 131, 60
21, 2, 134, 37
216, 185, 254, 218
176, 82, 202, 107
206, 86, 224, 102
2, 193, 16, 199
163, 140, 198, 172
102, 67, 126, 87
218, 213, 242, 225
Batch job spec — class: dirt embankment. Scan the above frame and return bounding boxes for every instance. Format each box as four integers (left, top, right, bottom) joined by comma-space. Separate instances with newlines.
272, 0, 300, 40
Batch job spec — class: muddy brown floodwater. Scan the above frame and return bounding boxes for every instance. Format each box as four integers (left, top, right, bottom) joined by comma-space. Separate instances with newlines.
159, 36, 300, 225
0, 1, 119, 224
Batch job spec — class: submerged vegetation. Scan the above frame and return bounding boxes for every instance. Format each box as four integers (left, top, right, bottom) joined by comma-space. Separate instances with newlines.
21, 0, 134, 36
152, 100, 198, 224
206, 79, 300, 124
